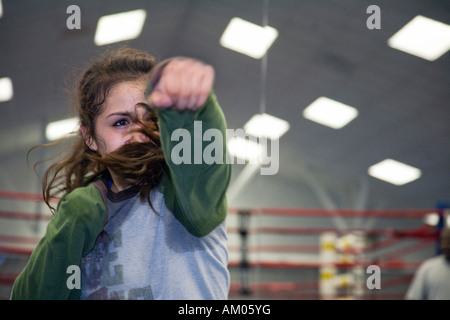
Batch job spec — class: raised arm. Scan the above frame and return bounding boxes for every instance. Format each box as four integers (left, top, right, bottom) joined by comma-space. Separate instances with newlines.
148, 58, 231, 237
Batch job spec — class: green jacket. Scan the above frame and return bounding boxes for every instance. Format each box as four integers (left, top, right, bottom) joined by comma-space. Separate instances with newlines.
11, 92, 231, 300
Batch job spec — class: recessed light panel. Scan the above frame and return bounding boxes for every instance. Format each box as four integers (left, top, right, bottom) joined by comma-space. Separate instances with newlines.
0, 77, 13, 102
45, 117, 79, 141
303, 97, 358, 129
94, 9, 147, 46
387, 15, 450, 61
227, 136, 264, 163
368, 159, 421, 186
244, 113, 290, 140
220, 17, 278, 59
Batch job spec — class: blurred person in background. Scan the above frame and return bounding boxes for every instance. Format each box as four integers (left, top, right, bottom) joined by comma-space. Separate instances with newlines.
405, 226, 450, 300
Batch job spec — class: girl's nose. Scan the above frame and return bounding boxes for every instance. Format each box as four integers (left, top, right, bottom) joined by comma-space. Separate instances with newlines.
133, 132, 148, 143
130, 123, 149, 143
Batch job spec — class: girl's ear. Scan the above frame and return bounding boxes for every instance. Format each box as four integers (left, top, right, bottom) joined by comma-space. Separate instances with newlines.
80, 124, 98, 151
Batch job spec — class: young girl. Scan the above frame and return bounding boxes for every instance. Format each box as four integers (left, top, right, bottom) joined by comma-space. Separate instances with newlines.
11, 47, 231, 300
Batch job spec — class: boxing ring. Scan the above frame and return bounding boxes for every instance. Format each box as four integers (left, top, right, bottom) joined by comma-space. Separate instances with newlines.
225, 207, 445, 300
0, 189, 446, 300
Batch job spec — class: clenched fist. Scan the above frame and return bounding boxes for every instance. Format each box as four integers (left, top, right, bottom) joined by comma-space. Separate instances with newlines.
148, 57, 215, 112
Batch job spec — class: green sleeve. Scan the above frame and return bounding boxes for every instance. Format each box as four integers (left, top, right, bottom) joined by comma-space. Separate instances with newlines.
157, 92, 231, 237
10, 184, 107, 300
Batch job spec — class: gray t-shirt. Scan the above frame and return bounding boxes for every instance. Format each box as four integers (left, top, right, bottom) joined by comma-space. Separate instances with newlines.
80, 186, 229, 300
405, 255, 450, 300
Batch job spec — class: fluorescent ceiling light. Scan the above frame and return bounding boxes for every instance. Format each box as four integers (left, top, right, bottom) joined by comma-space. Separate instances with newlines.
46, 117, 79, 141
0, 0, 3, 18
303, 97, 358, 129
244, 113, 290, 140
368, 158, 422, 186
94, 9, 147, 46
387, 15, 450, 61
220, 17, 278, 59
227, 136, 264, 163
0, 77, 13, 102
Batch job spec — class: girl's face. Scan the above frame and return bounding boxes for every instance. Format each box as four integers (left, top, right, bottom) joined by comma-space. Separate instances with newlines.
86, 79, 156, 155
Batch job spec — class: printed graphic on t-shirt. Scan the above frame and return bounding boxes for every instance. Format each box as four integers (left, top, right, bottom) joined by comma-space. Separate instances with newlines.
81, 229, 154, 299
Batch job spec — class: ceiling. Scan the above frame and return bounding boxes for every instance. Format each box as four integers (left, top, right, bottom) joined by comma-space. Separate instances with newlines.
0, 0, 449, 212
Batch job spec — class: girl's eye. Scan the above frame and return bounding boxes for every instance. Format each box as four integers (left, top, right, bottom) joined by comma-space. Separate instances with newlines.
113, 119, 129, 127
